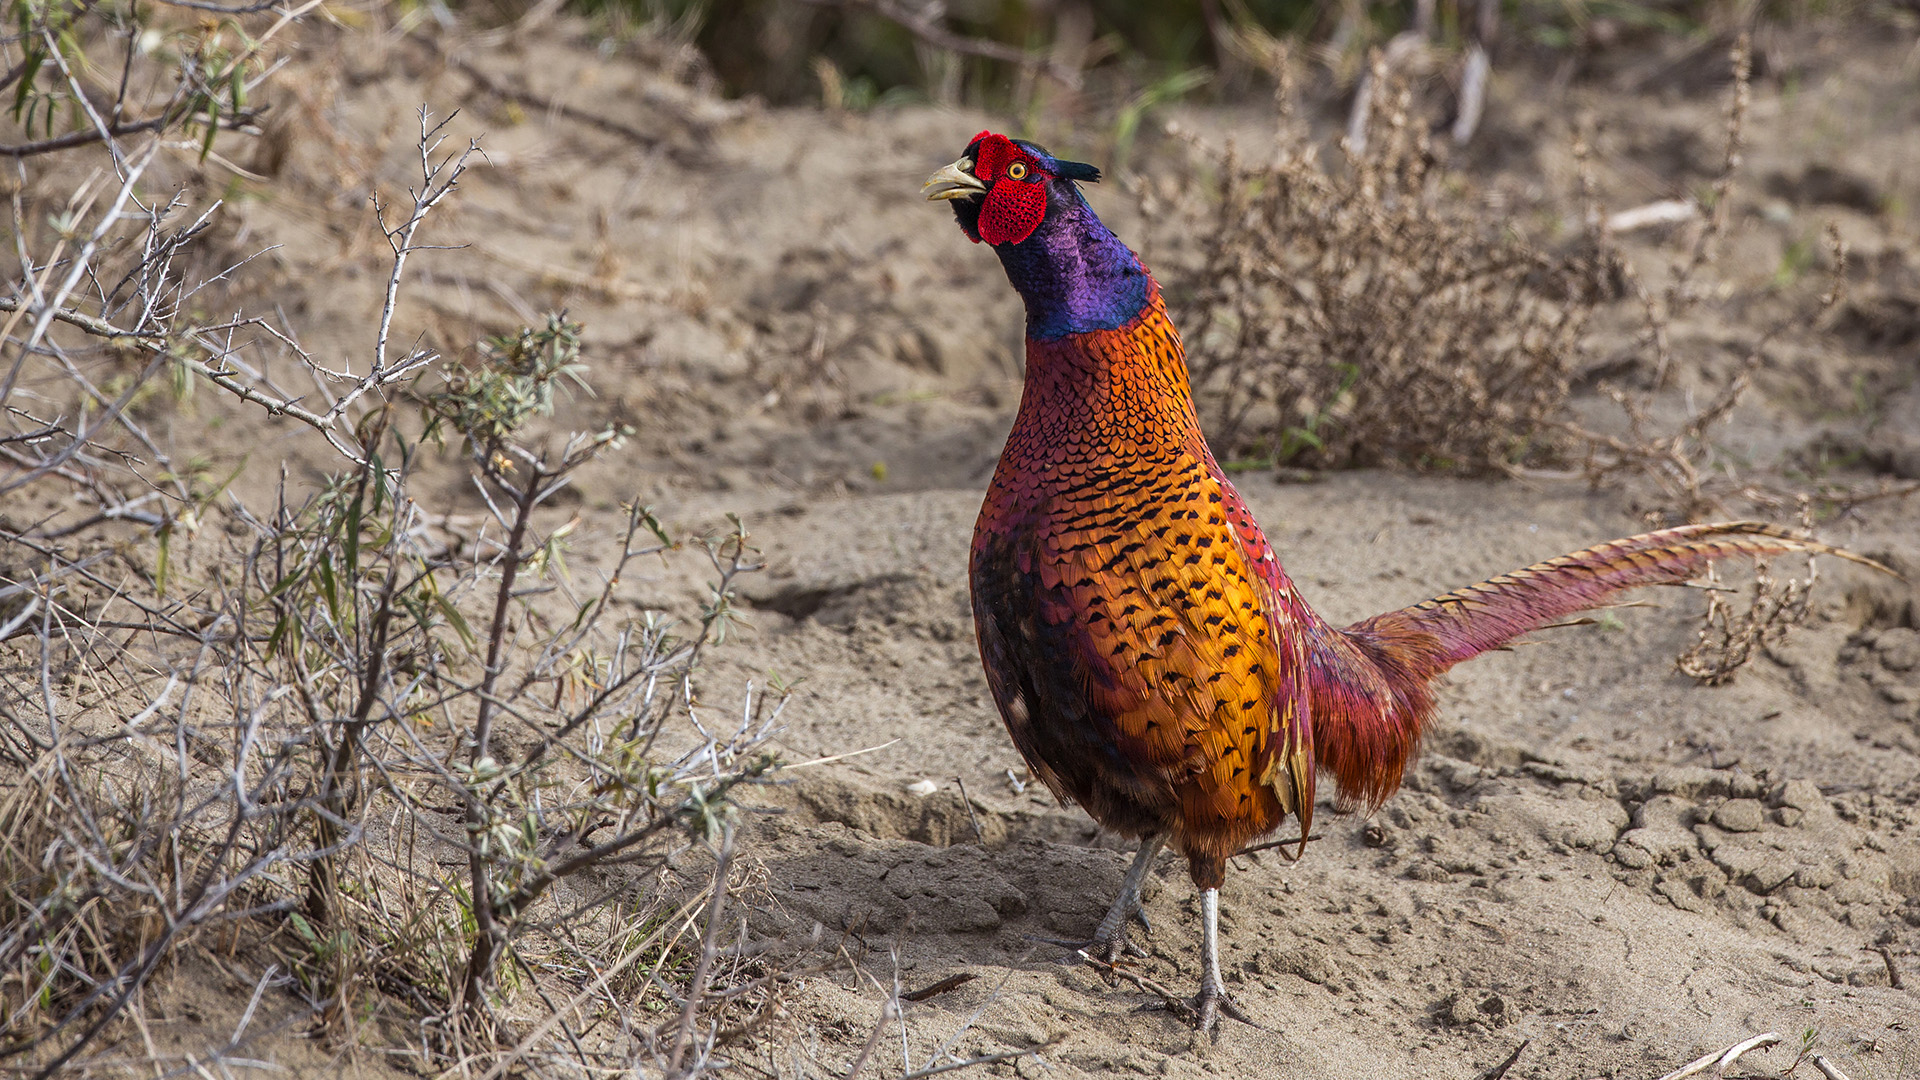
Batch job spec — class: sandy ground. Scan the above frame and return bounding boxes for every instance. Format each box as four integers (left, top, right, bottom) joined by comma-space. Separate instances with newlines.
11, 11, 1920, 1078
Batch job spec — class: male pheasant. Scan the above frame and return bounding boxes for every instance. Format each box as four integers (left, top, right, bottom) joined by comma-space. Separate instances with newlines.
925, 131, 1876, 1032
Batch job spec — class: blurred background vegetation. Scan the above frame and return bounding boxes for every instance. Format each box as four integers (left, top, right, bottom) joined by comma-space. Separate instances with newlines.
562, 0, 1844, 109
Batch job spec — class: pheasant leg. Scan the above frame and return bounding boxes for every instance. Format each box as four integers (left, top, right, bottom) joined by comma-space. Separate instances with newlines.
1087, 835, 1163, 963
1042, 835, 1162, 964
1192, 887, 1255, 1035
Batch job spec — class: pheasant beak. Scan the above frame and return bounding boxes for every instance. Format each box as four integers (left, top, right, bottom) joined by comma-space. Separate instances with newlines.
923, 157, 987, 201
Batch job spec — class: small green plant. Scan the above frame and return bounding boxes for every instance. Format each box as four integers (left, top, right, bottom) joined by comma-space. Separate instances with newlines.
425, 315, 592, 452
1784, 1027, 1819, 1077
1274, 363, 1359, 464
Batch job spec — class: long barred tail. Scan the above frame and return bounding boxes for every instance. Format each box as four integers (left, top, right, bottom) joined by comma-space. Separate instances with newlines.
1357, 522, 1886, 671
1308, 523, 1890, 809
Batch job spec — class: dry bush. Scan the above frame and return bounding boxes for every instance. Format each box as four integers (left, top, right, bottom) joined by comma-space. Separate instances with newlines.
1562, 31, 1775, 523
1158, 52, 1601, 473
1, 5, 804, 1073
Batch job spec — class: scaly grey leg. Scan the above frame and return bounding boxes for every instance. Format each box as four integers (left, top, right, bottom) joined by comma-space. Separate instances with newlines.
1085, 835, 1162, 963
1191, 887, 1255, 1034
1038, 835, 1163, 964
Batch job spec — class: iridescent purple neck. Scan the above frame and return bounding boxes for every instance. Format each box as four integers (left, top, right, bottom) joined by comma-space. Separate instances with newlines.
994, 185, 1152, 342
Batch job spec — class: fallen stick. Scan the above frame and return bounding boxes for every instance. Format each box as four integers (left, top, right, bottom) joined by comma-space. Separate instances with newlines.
1652, 1032, 1782, 1080
1810, 1054, 1855, 1080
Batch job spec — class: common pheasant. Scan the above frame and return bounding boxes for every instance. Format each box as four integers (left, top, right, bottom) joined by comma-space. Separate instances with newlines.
925, 131, 1876, 1032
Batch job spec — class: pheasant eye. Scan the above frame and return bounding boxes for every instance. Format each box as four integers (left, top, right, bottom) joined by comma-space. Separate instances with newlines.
1007, 162, 1028, 180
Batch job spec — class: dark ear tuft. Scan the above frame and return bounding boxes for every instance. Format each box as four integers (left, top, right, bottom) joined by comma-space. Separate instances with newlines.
1055, 159, 1102, 183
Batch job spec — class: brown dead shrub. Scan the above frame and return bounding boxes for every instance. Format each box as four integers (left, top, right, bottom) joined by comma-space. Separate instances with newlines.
1159, 54, 1601, 474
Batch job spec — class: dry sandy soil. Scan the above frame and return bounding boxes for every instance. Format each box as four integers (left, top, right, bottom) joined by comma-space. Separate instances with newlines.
11, 10, 1920, 1079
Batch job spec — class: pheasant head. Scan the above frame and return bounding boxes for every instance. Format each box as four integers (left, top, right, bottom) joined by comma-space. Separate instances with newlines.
924, 131, 1150, 341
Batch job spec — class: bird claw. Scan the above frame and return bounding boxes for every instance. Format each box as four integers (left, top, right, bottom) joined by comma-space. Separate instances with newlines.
1033, 892, 1154, 966
1100, 936, 1152, 964
1030, 933, 1148, 966
1086, 896, 1154, 964
1191, 985, 1259, 1037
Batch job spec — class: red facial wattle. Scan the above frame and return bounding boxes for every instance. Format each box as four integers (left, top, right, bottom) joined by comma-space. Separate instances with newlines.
978, 181, 1046, 246
970, 132, 1050, 246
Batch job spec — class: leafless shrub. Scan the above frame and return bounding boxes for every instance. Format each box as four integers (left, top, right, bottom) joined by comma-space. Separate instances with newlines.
1563, 32, 1774, 522
3, 12, 798, 1072
1158, 50, 1601, 473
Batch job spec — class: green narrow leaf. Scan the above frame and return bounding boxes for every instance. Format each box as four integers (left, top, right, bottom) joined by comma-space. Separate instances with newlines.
369, 452, 387, 515
433, 592, 475, 648
155, 522, 172, 598
343, 480, 363, 581
289, 911, 320, 948
638, 505, 671, 548
13, 55, 41, 119
315, 553, 338, 623
265, 613, 292, 653
265, 565, 307, 601
205, 459, 246, 504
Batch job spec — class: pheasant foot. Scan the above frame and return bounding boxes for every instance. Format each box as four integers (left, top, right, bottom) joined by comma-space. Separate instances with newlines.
1055, 835, 1163, 965
1190, 980, 1257, 1036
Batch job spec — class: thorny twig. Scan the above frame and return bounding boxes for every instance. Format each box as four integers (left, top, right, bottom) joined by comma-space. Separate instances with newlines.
363, 110, 480, 390
0, 114, 468, 472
